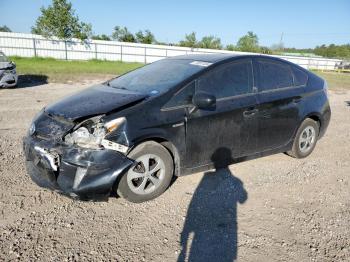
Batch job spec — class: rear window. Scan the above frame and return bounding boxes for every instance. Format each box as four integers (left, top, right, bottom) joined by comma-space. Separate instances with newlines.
292, 66, 308, 86
257, 59, 294, 91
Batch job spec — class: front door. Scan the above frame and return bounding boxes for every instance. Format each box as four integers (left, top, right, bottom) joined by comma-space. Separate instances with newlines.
185, 58, 258, 168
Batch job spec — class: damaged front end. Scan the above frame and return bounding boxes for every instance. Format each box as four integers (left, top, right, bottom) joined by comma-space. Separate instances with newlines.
0, 62, 17, 88
23, 110, 134, 200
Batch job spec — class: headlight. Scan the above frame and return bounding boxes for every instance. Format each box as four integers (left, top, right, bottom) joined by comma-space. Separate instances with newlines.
64, 117, 126, 150
29, 123, 36, 136
104, 117, 126, 132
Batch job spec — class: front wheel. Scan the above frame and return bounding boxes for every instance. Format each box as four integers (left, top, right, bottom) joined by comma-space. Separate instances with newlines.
116, 141, 174, 203
287, 118, 319, 158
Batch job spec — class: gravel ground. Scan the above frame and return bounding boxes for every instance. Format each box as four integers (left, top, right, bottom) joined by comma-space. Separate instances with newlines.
0, 80, 349, 261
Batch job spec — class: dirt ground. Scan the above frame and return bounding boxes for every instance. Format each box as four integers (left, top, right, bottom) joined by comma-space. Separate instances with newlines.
0, 79, 349, 261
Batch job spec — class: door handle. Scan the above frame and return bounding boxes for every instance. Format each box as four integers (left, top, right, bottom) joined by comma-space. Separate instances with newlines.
243, 108, 258, 117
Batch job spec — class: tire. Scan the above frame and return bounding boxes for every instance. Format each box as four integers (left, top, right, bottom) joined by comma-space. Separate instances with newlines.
116, 141, 174, 203
287, 118, 319, 159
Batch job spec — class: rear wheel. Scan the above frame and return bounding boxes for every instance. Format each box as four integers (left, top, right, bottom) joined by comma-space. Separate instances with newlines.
287, 118, 319, 158
116, 141, 174, 203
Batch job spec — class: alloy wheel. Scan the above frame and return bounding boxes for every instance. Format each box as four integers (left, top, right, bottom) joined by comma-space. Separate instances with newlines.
126, 154, 165, 195
299, 126, 316, 153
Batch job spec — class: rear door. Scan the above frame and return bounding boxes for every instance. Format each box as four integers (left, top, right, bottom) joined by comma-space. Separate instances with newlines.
254, 58, 305, 151
184, 58, 258, 168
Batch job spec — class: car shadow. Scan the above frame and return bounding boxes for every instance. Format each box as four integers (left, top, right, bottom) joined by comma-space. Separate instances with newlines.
178, 148, 248, 262
345, 101, 350, 107
16, 74, 48, 88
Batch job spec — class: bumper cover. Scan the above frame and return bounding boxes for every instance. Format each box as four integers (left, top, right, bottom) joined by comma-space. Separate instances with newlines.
23, 135, 134, 200
0, 72, 18, 87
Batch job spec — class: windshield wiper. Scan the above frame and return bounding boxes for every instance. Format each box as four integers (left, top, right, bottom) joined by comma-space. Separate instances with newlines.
112, 86, 127, 90
104, 81, 127, 90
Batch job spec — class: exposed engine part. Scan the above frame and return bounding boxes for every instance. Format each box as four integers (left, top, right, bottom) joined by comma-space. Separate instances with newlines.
101, 139, 128, 153
64, 116, 128, 152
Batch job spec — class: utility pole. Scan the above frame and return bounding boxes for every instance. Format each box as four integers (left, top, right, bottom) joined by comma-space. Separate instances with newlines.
279, 32, 284, 51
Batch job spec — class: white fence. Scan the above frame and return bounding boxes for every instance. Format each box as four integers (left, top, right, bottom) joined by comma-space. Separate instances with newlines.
0, 32, 342, 70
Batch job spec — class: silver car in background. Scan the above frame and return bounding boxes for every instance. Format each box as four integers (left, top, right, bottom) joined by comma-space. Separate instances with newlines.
0, 51, 17, 88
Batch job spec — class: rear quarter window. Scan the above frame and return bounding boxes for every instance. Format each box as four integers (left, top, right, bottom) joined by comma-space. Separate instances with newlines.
292, 66, 308, 86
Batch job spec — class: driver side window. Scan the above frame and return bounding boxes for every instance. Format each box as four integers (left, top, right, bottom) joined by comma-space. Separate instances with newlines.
164, 81, 195, 109
197, 59, 253, 99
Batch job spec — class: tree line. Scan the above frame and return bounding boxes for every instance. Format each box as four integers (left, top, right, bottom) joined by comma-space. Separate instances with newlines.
1, 0, 349, 59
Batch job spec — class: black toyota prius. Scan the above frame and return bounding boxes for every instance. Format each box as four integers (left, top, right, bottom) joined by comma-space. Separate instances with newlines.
24, 54, 331, 202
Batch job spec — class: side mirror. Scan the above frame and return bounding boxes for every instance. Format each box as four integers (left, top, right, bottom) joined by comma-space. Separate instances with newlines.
192, 92, 216, 110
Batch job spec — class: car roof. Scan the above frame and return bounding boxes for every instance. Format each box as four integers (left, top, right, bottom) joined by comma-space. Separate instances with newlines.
167, 53, 243, 63
166, 53, 288, 63
166, 53, 305, 70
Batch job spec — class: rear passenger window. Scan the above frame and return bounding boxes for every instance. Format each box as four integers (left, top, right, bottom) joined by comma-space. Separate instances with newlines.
257, 59, 293, 91
292, 66, 308, 86
197, 60, 253, 99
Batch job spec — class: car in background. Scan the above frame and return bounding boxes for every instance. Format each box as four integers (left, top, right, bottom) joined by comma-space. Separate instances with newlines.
24, 54, 331, 203
336, 61, 350, 70
0, 51, 17, 88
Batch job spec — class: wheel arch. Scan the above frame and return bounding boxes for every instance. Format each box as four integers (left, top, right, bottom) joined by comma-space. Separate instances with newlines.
291, 113, 321, 142
304, 113, 322, 132
290, 113, 322, 145
130, 136, 181, 177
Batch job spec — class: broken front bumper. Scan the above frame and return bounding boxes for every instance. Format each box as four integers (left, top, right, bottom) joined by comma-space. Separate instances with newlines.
0, 71, 18, 88
23, 135, 134, 200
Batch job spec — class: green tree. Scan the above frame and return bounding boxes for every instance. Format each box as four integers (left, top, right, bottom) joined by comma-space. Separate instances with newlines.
179, 32, 198, 48
135, 30, 156, 44
92, 34, 111, 41
226, 44, 238, 51
31, 0, 92, 40
112, 26, 136, 42
0, 25, 11, 32
260, 46, 272, 54
199, 36, 222, 49
314, 44, 350, 58
237, 31, 260, 52
283, 47, 314, 54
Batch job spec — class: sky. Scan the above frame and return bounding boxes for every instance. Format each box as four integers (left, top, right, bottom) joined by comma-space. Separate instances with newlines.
1, 0, 349, 49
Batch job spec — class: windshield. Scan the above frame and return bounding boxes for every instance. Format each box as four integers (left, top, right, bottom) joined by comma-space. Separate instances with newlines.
0, 52, 9, 63
108, 59, 207, 94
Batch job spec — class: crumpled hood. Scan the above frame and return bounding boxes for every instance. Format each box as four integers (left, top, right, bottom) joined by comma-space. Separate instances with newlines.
45, 84, 147, 121
0, 62, 15, 70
